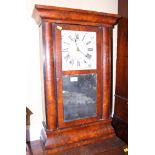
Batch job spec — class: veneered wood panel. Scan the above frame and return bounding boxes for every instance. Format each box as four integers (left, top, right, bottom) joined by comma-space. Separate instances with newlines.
102, 27, 112, 119
118, 0, 128, 18
41, 22, 57, 130
33, 5, 120, 26
117, 18, 128, 57
115, 97, 128, 123
115, 57, 128, 98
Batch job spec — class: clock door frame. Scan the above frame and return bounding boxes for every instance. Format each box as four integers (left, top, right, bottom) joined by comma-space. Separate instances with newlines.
54, 24, 103, 128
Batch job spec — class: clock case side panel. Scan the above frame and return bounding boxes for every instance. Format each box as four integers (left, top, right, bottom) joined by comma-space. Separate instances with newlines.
102, 27, 113, 119
40, 21, 57, 131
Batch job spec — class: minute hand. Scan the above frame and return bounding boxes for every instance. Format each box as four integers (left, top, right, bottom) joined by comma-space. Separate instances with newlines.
75, 40, 91, 59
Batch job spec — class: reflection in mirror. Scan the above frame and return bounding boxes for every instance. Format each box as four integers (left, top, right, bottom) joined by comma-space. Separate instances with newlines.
62, 74, 97, 122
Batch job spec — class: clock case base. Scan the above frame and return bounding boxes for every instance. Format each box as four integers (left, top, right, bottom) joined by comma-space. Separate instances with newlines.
40, 119, 115, 154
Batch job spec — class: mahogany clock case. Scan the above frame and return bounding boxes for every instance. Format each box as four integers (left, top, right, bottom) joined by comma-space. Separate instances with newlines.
33, 5, 120, 154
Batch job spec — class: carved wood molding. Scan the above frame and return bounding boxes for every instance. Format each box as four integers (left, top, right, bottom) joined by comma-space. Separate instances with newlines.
33, 5, 120, 26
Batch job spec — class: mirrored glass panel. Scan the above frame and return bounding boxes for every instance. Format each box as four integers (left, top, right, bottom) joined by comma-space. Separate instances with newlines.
62, 74, 97, 122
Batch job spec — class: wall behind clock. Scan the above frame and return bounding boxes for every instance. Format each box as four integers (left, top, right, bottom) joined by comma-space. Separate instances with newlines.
26, 0, 118, 141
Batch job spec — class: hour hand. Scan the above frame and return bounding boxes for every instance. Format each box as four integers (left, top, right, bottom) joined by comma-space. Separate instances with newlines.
78, 47, 92, 59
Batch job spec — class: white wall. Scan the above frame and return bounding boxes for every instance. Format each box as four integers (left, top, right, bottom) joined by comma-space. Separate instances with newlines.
26, 0, 118, 141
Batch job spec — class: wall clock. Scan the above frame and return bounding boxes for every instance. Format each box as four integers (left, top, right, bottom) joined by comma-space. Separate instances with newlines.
33, 5, 120, 154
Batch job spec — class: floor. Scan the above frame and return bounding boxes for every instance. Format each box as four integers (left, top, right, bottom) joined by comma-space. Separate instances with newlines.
27, 136, 128, 155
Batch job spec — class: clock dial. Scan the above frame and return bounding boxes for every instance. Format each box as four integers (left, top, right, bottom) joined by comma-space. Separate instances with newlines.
61, 30, 96, 71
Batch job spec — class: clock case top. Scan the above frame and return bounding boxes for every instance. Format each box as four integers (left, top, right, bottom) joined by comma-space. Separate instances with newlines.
33, 5, 120, 154
33, 4, 120, 27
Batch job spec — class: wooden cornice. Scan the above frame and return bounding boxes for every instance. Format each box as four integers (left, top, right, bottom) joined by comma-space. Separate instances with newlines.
32, 5, 121, 27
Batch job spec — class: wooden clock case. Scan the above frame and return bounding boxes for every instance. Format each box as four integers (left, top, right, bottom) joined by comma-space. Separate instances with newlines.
33, 5, 120, 154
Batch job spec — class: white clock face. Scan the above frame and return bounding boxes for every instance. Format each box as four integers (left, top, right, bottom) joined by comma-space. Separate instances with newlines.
61, 30, 96, 71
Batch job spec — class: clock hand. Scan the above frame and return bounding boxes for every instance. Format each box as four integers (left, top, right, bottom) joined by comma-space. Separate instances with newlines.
75, 39, 91, 59
77, 47, 91, 59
